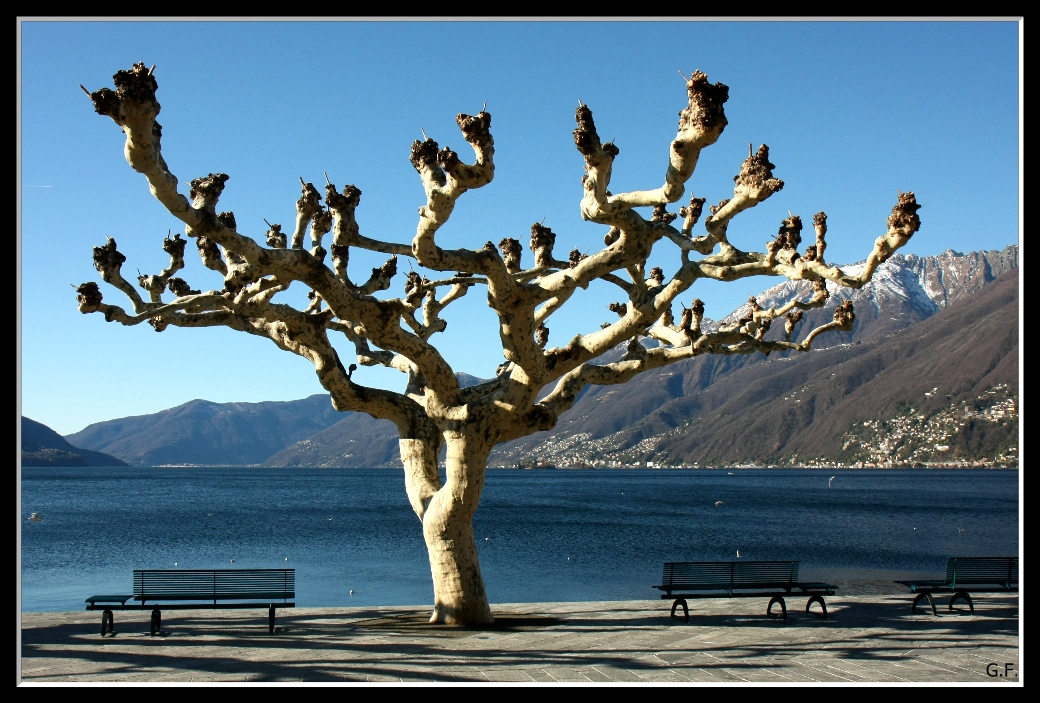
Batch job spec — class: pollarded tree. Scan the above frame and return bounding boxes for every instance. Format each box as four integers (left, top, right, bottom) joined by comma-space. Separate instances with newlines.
77, 63, 921, 625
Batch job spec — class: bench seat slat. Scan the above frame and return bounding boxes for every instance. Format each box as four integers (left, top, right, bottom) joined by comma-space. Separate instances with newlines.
656, 560, 836, 597
654, 560, 837, 622
897, 557, 1017, 592
133, 568, 295, 603
134, 602, 297, 611
135, 592, 295, 601
658, 561, 803, 591
85, 595, 134, 606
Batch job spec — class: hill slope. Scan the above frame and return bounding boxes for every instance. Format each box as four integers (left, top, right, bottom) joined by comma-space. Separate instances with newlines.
548, 271, 1017, 467
66, 394, 343, 467
21, 417, 129, 467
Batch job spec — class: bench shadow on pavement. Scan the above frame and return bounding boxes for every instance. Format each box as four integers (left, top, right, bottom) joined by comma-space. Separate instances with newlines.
21, 596, 1019, 682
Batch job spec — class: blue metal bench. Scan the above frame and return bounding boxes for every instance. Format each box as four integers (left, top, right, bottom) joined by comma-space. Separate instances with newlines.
895, 557, 1017, 615
86, 568, 295, 636
654, 560, 837, 622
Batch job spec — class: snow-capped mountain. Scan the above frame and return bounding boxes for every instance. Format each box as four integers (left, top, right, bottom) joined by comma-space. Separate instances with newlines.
719, 246, 1018, 335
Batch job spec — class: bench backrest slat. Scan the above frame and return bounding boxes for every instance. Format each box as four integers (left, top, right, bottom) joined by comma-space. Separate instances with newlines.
661, 561, 799, 589
134, 569, 295, 598
943, 557, 1018, 587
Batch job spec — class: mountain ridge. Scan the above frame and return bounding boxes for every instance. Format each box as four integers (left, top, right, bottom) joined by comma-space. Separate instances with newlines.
515, 270, 1018, 468
65, 394, 343, 467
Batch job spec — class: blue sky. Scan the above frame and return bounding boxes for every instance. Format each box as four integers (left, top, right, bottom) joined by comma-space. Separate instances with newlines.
18, 20, 1021, 436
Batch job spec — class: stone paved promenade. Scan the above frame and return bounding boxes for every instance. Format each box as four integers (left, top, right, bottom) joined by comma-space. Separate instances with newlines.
20, 595, 1020, 685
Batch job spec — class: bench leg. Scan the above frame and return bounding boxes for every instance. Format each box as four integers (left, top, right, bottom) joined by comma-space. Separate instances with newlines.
670, 599, 689, 623
101, 609, 114, 637
805, 595, 828, 619
949, 590, 974, 615
911, 592, 937, 616
269, 605, 276, 634
767, 596, 787, 621
150, 609, 162, 636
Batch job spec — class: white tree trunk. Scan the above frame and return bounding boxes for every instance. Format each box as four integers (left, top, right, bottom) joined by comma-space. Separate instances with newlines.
419, 430, 494, 625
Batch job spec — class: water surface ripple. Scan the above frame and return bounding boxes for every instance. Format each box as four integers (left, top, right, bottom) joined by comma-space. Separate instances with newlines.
20, 467, 1019, 611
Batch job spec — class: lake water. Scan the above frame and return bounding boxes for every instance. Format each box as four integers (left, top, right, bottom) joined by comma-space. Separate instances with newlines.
19, 467, 1019, 612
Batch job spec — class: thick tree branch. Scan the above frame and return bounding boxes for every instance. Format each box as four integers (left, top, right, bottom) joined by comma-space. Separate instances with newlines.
540, 298, 856, 420
85, 64, 198, 228
609, 72, 730, 210
410, 112, 499, 276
